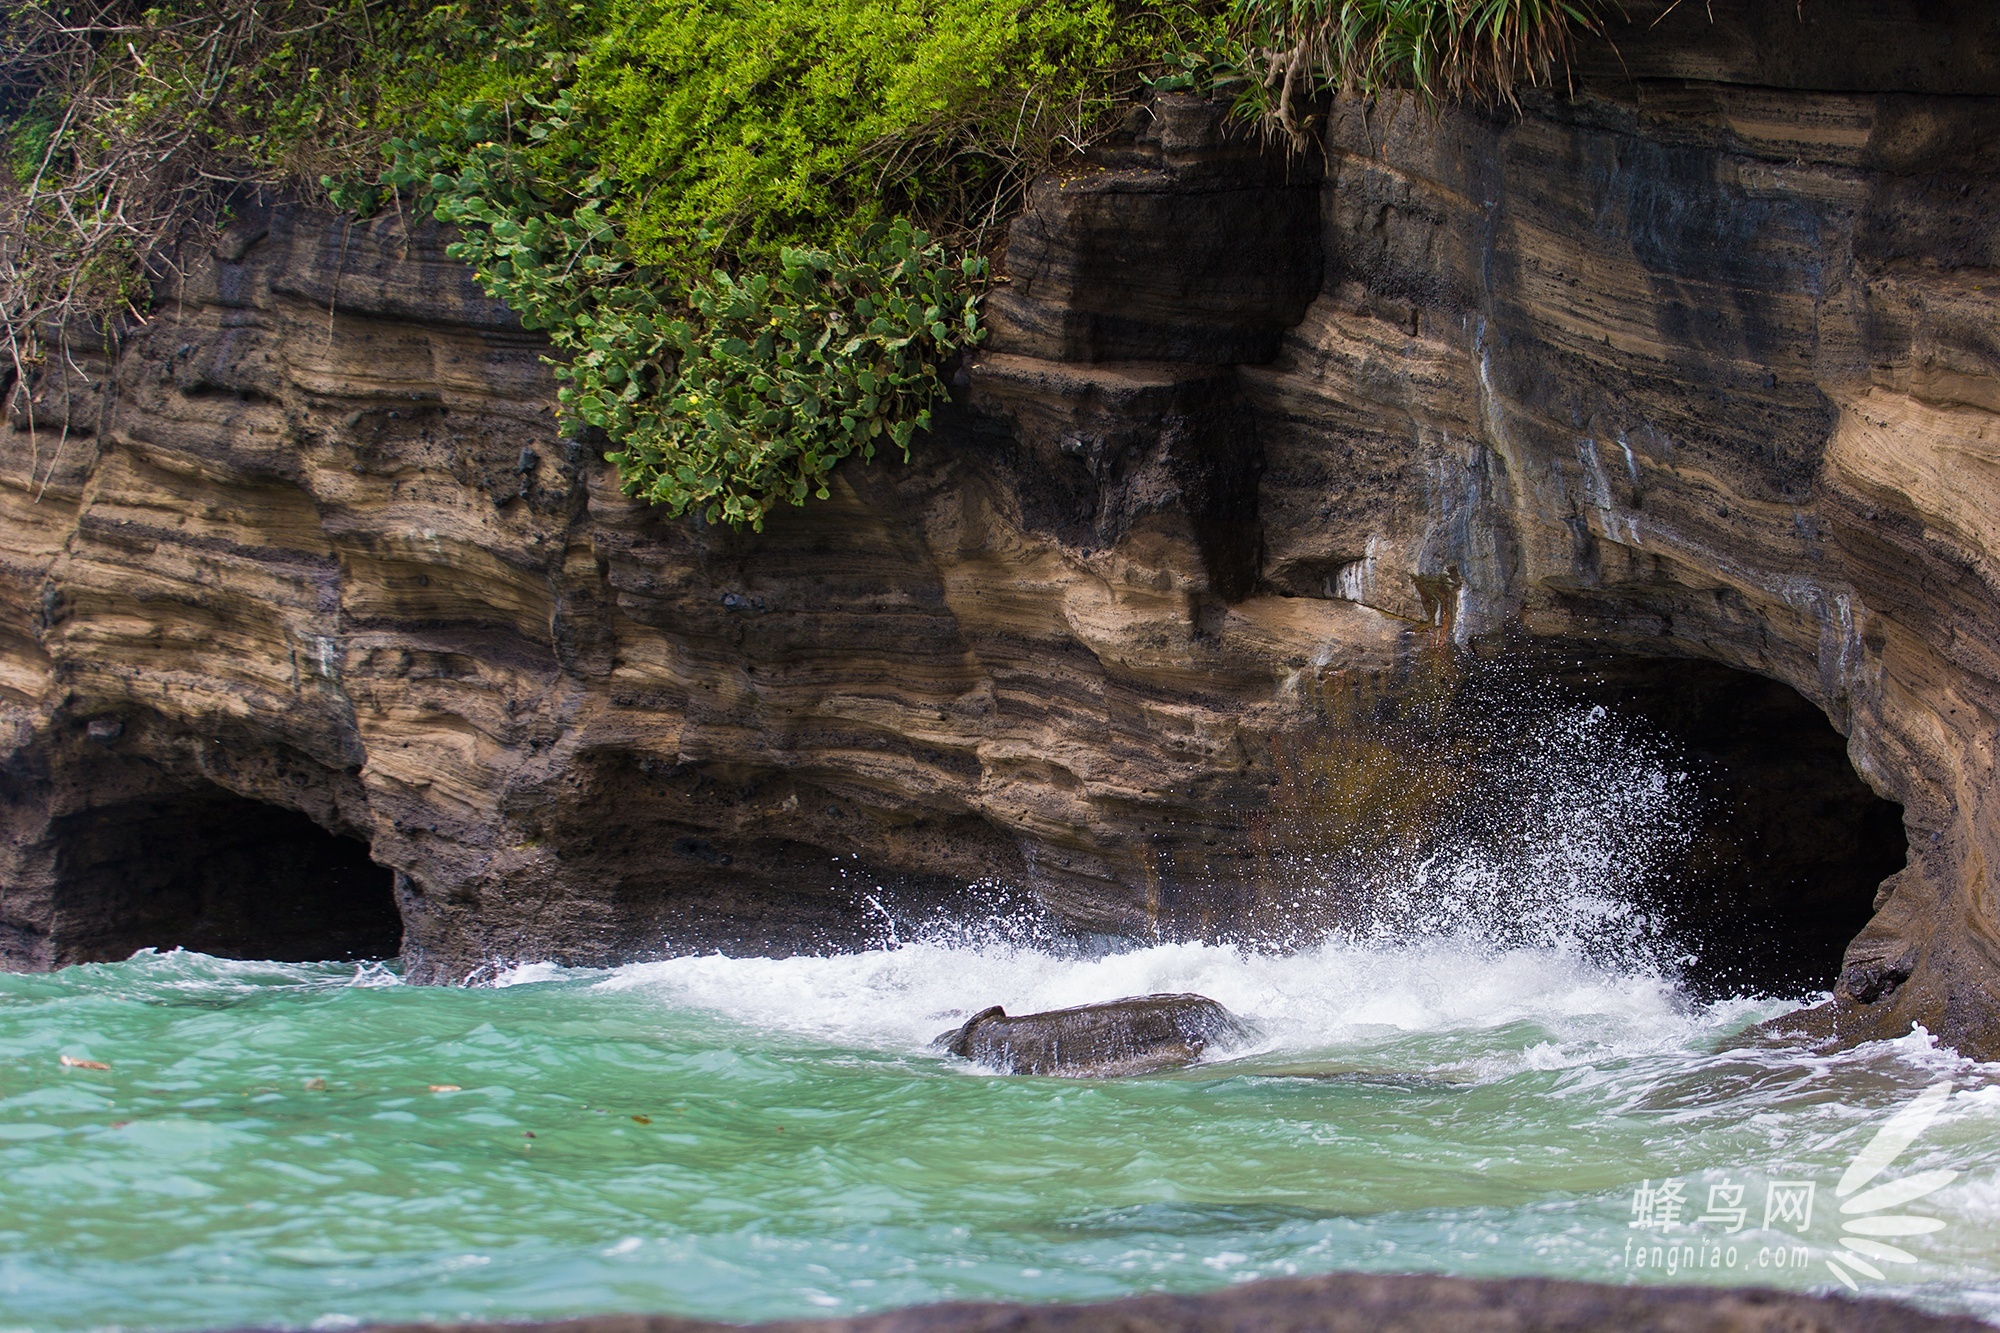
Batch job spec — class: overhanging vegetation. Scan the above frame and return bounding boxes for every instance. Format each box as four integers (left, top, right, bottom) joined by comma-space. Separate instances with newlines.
0, 0, 1604, 527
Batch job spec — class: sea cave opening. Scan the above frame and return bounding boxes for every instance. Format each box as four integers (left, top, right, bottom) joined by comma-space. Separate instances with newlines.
1257, 653, 1909, 1000
50, 784, 401, 965
1545, 656, 1908, 998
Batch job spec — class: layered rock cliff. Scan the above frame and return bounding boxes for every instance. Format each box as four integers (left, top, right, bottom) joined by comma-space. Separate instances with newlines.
3, 0, 1998, 1052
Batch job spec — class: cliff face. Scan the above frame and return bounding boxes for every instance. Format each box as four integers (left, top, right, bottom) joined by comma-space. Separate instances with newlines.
3, 2, 1998, 1050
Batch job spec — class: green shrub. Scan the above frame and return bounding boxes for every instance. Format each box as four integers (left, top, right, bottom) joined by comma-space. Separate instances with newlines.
422, 129, 986, 528
343, 0, 1216, 525
553, 0, 1211, 267
622, 226, 984, 526
4, 0, 1609, 527
1, 0, 1154, 521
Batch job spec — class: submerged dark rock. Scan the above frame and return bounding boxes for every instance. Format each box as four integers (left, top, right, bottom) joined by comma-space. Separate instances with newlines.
327, 1270, 1987, 1333
933, 992, 1255, 1076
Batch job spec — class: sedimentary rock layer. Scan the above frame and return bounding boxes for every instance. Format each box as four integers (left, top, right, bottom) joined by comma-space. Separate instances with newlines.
3, 0, 1998, 1051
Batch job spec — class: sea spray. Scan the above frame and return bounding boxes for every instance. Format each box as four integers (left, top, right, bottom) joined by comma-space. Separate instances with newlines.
591, 933, 1709, 1070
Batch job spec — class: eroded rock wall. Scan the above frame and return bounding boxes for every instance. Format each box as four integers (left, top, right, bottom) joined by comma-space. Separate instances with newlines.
2, 0, 1997, 1051
0, 154, 1402, 980
1256, 0, 2000, 1049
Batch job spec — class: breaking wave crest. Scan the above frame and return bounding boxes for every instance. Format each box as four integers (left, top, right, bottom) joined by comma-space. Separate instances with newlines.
547, 694, 1729, 1068
581, 932, 1763, 1074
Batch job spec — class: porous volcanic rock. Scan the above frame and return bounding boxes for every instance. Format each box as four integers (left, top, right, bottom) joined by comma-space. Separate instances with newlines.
3, 0, 2000, 1054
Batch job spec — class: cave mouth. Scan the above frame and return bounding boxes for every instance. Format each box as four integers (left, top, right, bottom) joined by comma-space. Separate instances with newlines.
1554, 656, 1908, 1000
51, 784, 401, 965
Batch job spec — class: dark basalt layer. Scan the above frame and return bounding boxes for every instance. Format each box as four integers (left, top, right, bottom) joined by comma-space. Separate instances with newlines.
317, 1271, 1987, 1333
3, 1, 1999, 1053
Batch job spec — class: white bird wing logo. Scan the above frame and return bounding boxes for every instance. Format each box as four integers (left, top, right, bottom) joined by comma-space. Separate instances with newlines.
1825, 1081, 1957, 1290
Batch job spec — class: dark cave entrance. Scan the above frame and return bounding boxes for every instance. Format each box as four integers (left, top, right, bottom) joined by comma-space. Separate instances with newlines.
1560, 657, 1908, 999
51, 785, 401, 964
1254, 652, 1908, 999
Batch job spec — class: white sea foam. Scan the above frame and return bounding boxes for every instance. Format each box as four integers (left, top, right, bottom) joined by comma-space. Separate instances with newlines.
589, 932, 1768, 1074
578, 697, 1751, 1070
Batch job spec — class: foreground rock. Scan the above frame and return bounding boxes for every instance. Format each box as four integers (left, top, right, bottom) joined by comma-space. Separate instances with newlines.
320, 1272, 1985, 1333
934, 993, 1254, 1076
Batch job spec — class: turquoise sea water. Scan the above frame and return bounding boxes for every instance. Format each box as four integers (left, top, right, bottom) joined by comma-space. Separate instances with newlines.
4, 704, 1997, 1330
2, 938, 1998, 1333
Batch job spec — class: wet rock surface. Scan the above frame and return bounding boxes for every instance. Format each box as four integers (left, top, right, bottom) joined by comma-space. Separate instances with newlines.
933, 992, 1255, 1076
326, 1271, 1988, 1333
2, 1, 1999, 1053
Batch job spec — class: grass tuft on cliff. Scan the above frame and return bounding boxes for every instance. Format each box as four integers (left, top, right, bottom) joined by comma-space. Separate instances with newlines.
1, 0, 1604, 527
1224, 0, 1610, 146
